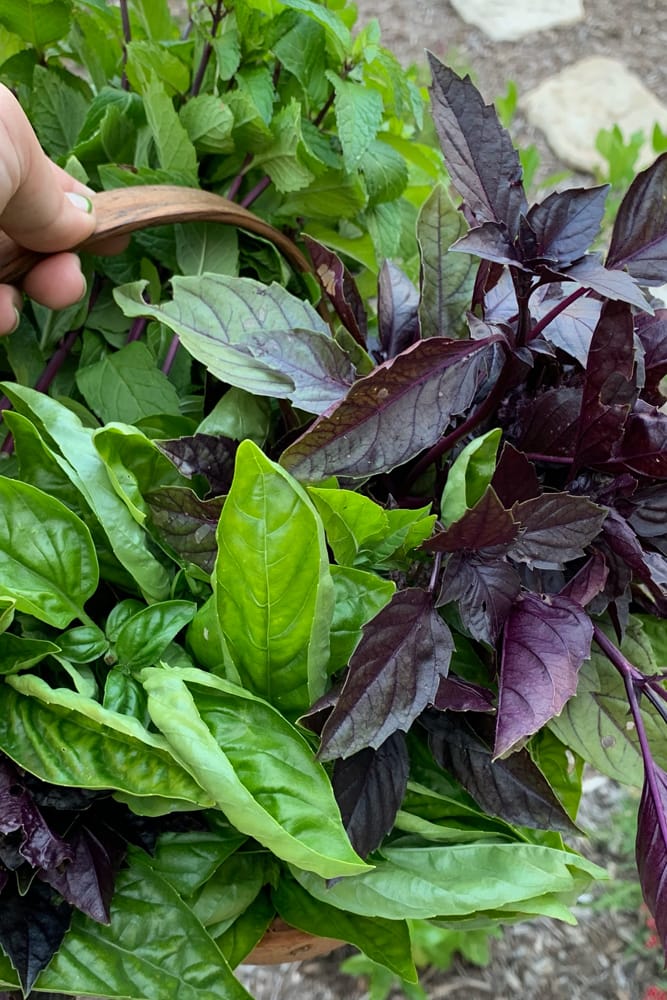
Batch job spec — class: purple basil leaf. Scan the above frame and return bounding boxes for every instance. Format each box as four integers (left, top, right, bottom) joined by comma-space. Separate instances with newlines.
332, 731, 409, 859
636, 310, 667, 406
511, 386, 581, 459
617, 400, 667, 479
436, 551, 520, 645
600, 508, 667, 613
377, 260, 420, 359
565, 254, 650, 311
318, 589, 453, 760
636, 762, 667, 962
298, 684, 340, 737
0, 878, 72, 994
156, 434, 237, 496
40, 825, 116, 925
303, 235, 367, 347
495, 592, 593, 757
525, 185, 608, 268
481, 266, 517, 323
146, 487, 224, 575
627, 483, 667, 554
574, 299, 636, 472
509, 493, 608, 569
425, 711, 578, 834
432, 674, 495, 713
0, 762, 72, 872
490, 443, 541, 507
559, 550, 609, 607
427, 54, 526, 236
530, 286, 602, 366
281, 337, 499, 481
424, 486, 519, 553
451, 222, 522, 267
607, 152, 667, 284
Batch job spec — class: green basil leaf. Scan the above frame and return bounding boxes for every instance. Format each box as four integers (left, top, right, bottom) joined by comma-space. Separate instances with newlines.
0, 0, 71, 51
179, 95, 235, 155
197, 388, 271, 445
30, 64, 89, 157
36, 848, 252, 1000
125, 39, 190, 95
0, 476, 98, 627
0, 384, 172, 602
0, 597, 15, 635
0, 674, 212, 808
418, 183, 476, 339
217, 890, 275, 968
175, 220, 239, 276
0, 633, 60, 675
191, 851, 273, 930
142, 71, 198, 176
77, 341, 182, 424
329, 565, 395, 673
328, 73, 383, 170
103, 667, 149, 723
273, 877, 417, 982
115, 600, 197, 671
57, 625, 108, 663
440, 428, 503, 527
142, 666, 369, 878
150, 830, 247, 897
292, 841, 605, 921
3, 410, 84, 511
215, 440, 334, 714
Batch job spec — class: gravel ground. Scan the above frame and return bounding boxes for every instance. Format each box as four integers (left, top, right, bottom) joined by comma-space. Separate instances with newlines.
238, 3, 667, 998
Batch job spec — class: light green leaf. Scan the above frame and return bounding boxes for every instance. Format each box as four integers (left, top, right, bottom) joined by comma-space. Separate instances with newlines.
278, 0, 350, 56
125, 39, 189, 95
197, 388, 271, 445
128, 0, 177, 40
254, 100, 315, 193
418, 184, 476, 339
58, 625, 108, 663
329, 565, 395, 673
440, 427, 503, 527
143, 71, 198, 176
179, 94, 235, 153
150, 829, 247, 897
215, 440, 334, 713
360, 139, 409, 205
272, 15, 327, 107
0, 633, 61, 675
529, 728, 584, 824
0, 384, 172, 602
329, 73, 384, 170
0, 477, 97, 627
277, 169, 368, 222
115, 600, 197, 671
142, 666, 369, 878
30, 64, 89, 157
273, 877, 417, 982
77, 340, 182, 424
103, 668, 149, 723
176, 221, 239, 276
190, 851, 271, 930
0, 674, 212, 807
0, 0, 70, 50
0, 597, 15, 635
217, 891, 275, 967
114, 276, 354, 414
292, 841, 604, 921
37, 848, 251, 1000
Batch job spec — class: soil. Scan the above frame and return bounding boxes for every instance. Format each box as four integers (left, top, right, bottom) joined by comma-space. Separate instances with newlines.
238, 3, 667, 998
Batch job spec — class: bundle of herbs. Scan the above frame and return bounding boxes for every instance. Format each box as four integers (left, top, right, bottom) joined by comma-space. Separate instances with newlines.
0, 2, 667, 998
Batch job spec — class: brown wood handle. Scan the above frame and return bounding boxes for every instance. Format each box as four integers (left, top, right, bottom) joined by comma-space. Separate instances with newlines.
0, 185, 312, 284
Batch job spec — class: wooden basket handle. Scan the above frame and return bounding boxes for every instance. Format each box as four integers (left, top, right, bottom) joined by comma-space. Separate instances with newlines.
0, 185, 313, 284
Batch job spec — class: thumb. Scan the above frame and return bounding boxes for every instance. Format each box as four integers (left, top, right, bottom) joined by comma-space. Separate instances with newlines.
0, 86, 96, 253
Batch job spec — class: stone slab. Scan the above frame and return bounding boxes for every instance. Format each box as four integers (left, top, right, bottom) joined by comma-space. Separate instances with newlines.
447, 0, 584, 42
522, 57, 667, 173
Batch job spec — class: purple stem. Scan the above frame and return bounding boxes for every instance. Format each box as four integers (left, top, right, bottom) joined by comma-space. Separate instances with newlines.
190, 0, 224, 97
161, 334, 181, 375
119, 0, 131, 91
126, 316, 148, 344
226, 153, 253, 202
240, 175, 271, 209
524, 451, 574, 465
527, 287, 588, 343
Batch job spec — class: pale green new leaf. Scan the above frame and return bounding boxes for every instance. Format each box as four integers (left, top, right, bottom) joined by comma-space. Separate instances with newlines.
0, 0, 70, 50
418, 184, 476, 339
329, 565, 395, 673
278, 0, 350, 56
292, 841, 604, 921
440, 427, 503, 527
197, 388, 271, 445
0, 477, 97, 627
0, 384, 172, 601
0, 674, 212, 808
215, 440, 334, 713
142, 666, 369, 878
114, 276, 355, 414
143, 71, 198, 176
77, 340, 182, 424
36, 848, 251, 1000
125, 39, 190, 95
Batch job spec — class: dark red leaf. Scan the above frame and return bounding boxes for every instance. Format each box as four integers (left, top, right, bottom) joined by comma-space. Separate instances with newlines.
525, 186, 608, 268
491, 442, 541, 507
559, 550, 609, 607
512, 386, 582, 458
636, 762, 667, 963
425, 711, 578, 833
377, 260, 420, 359
0, 878, 72, 994
574, 299, 636, 471
303, 235, 367, 347
147, 487, 224, 574
424, 487, 518, 553
318, 589, 453, 760
281, 337, 499, 481
332, 732, 409, 859
433, 675, 495, 713
495, 592, 593, 757
565, 255, 649, 310
509, 493, 607, 568
636, 310, 667, 406
627, 483, 667, 554
427, 54, 526, 236
451, 222, 521, 266
156, 433, 237, 495
0, 761, 72, 872
607, 153, 667, 285
40, 825, 117, 924
531, 285, 602, 366
436, 552, 520, 645
617, 401, 667, 479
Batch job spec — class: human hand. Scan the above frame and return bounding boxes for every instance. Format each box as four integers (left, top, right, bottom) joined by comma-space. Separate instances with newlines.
0, 83, 99, 334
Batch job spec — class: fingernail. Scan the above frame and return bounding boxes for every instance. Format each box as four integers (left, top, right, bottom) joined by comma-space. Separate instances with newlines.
66, 191, 93, 213
77, 274, 88, 302
8, 308, 20, 334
